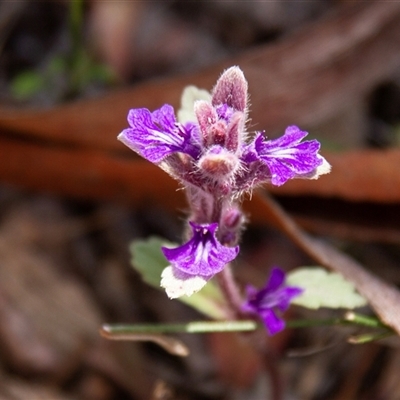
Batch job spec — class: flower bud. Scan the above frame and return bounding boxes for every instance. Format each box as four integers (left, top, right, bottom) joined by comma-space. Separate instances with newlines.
198, 146, 240, 180
218, 205, 244, 246
212, 66, 248, 112
209, 120, 227, 146
225, 111, 245, 152
222, 206, 243, 229
194, 100, 217, 146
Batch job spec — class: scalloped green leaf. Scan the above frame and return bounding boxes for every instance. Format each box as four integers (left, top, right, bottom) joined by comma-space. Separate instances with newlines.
130, 237, 228, 319
287, 267, 368, 310
130, 237, 171, 288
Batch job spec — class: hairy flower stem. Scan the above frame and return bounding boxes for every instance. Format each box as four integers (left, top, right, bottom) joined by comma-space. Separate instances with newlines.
216, 264, 244, 318
211, 196, 223, 224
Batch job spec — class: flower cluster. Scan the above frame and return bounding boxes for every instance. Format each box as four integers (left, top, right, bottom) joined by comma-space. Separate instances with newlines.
242, 267, 303, 335
118, 66, 330, 299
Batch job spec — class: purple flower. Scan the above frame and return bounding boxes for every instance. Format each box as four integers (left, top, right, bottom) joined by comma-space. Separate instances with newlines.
118, 67, 330, 192
162, 222, 239, 277
242, 267, 303, 335
118, 104, 201, 163
243, 126, 324, 186
118, 66, 330, 299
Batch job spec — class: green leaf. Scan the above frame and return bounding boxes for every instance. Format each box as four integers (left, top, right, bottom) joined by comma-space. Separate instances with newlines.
130, 236, 171, 288
179, 280, 227, 320
11, 71, 45, 99
287, 267, 368, 310
130, 237, 228, 320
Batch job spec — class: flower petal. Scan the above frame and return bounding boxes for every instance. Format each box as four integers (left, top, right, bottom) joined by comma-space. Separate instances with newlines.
118, 104, 200, 163
152, 103, 177, 132
248, 126, 325, 186
242, 267, 303, 335
160, 266, 210, 298
264, 267, 285, 292
162, 222, 239, 277
242, 284, 259, 314
260, 309, 285, 335
275, 287, 304, 312
298, 155, 331, 180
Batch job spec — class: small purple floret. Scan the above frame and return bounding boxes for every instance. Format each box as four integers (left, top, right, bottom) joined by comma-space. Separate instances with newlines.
242, 267, 303, 335
245, 126, 323, 186
162, 222, 239, 277
215, 104, 235, 122
118, 104, 201, 163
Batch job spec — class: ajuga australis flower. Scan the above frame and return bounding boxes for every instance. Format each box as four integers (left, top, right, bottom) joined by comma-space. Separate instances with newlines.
160, 222, 239, 298
118, 67, 330, 298
242, 267, 303, 335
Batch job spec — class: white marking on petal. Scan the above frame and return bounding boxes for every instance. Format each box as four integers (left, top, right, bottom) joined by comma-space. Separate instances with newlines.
160, 266, 209, 299
307, 156, 331, 179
